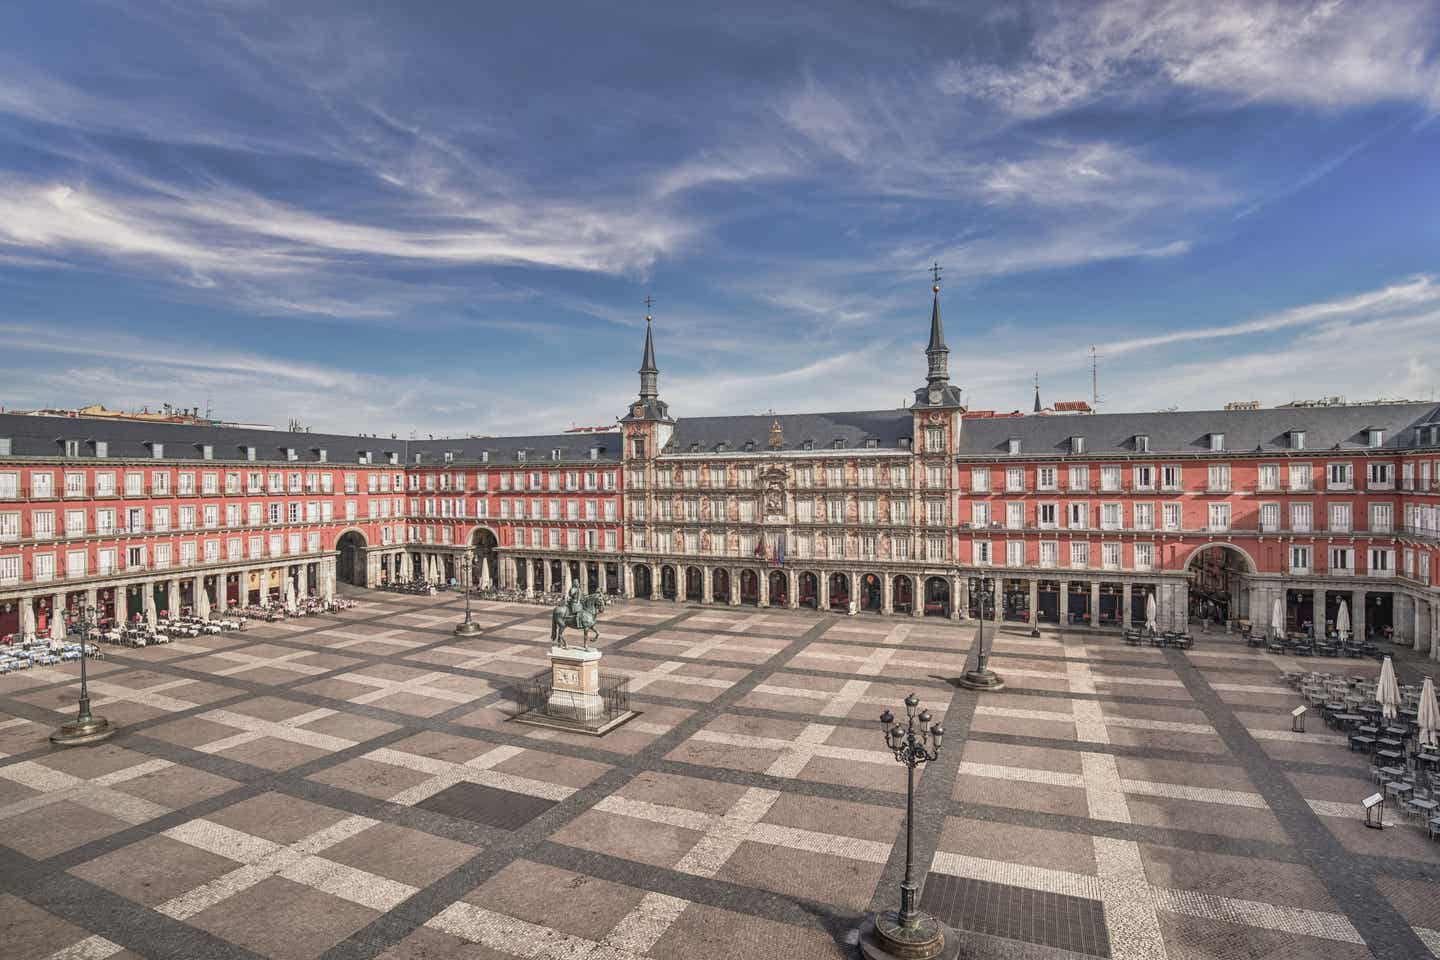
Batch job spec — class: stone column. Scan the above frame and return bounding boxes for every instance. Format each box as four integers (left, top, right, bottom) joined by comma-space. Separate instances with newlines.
143, 580, 157, 625
950, 575, 962, 620
650, 564, 661, 601
1122, 582, 1133, 629
621, 563, 633, 598
1090, 581, 1101, 629
957, 577, 970, 620
1414, 595, 1424, 653
598, 563, 608, 594
1059, 579, 1070, 626
702, 566, 713, 603
819, 572, 830, 610
759, 570, 770, 607
542, 560, 552, 594
561, 562, 572, 596
193, 574, 204, 610
992, 580, 1002, 624
787, 569, 799, 610
728, 568, 739, 605
85, 586, 98, 617
169, 578, 180, 616
882, 574, 893, 615
1352, 588, 1367, 641
1029, 579, 1040, 629
50, 591, 66, 640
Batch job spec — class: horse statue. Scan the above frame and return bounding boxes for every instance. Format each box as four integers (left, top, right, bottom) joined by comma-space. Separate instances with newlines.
551, 591, 607, 649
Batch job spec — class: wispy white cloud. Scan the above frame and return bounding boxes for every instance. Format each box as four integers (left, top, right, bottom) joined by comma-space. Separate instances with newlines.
938, 0, 1440, 117
979, 141, 1232, 211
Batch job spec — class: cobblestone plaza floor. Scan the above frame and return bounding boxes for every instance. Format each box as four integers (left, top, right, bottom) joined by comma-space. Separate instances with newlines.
2, 591, 1439, 959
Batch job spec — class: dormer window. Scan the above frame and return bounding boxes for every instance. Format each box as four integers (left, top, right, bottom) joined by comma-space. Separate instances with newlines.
358, 450, 372, 464
0, 437, 10, 456
833, 438, 846, 450
385, 451, 397, 465
284, 447, 297, 462
243, 445, 257, 461
1209, 432, 1225, 452
689, 442, 700, 453
716, 442, 728, 453
516, 450, 527, 462
315, 448, 326, 462
589, 447, 599, 461
148, 442, 164, 459
1006, 438, 1021, 455
864, 438, 879, 449
1368, 428, 1384, 448
201, 444, 214, 460
551, 448, 561, 461
744, 440, 755, 452
1134, 434, 1149, 453
91, 439, 107, 458
1070, 436, 1085, 455
63, 439, 80, 458
898, 437, 910, 450
802, 440, 814, 451
1430, 426, 1440, 446
443, 451, 454, 463
413, 452, 423, 464
1290, 430, 1305, 450
481, 451, 490, 463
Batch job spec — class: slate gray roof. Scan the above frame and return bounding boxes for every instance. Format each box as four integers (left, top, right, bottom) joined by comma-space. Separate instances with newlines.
0, 413, 621, 465
666, 410, 913, 454
957, 402, 1440, 458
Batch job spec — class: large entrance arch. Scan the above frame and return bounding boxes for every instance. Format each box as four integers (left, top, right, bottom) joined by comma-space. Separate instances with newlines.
768, 570, 788, 607
336, 530, 367, 587
892, 575, 914, 615
470, 527, 498, 585
1186, 543, 1254, 624
859, 572, 883, 613
685, 566, 703, 602
633, 565, 653, 599
828, 573, 850, 612
923, 576, 950, 617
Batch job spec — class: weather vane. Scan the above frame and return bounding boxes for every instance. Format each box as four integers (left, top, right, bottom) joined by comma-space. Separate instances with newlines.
644, 295, 654, 315
930, 261, 942, 287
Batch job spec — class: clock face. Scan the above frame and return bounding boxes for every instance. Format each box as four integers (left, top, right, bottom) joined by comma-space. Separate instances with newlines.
632, 404, 644, 417
928, 388, 942, 404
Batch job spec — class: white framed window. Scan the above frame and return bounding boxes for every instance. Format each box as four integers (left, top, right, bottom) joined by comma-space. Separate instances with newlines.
1369, 502, 1393, 533
1290, 502, 1312, 532
1259, 503, 1280, 533
1328, 546, 1352, 574
1162, 502, 1182, 531
1207, 502, 1230, 532
1038, 502, 1058, 529
1132, 465, 1154, 490
970, 502, 989, 527
1160, 465, 1182, 491
972, 540, 990, 565
1132, 502, 1153, 531
1329, 502, 1351, 533
1367, 547, 1392, 575
1100, 502, 1122, 530
1327, 462, 1353, 490
1005, 467, 1025, 492
1133, 542, 1154, 571
1005, 502, 1024, 530
1207, 464, 1230, 492
1257, 464, 1279, 491
1039, 541, 1058, 567
1069, 541, 1090, 568
1101, 541, 1121, 570
1289, 545, 1311, 574
1366, 462, 1393, 489
1068, 465, 1089, 491
1067, 502, 1088, 530
1037, 467, 1057, 491
1099, 466, 1121, 492
1288, 463, 1312, 491
1005, 541, 1025, 567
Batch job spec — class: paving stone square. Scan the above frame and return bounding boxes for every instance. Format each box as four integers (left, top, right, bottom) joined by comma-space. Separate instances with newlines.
1, 590, 1438, 959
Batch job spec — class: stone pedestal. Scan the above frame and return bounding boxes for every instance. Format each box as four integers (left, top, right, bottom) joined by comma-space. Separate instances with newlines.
546, 646, 604, 723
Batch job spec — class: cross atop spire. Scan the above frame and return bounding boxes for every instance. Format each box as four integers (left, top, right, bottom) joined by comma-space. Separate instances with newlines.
911, 265, 961, 411
930, 261, 942, 289
1034, 372, 1042, 413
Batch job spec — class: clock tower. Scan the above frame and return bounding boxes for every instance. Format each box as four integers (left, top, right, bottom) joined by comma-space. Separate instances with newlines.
619, 302, 674, 464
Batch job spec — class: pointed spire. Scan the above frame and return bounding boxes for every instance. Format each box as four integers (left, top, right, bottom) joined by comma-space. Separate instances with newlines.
1033, 372, 1042, 413
639, 296, 658, 400
925, 263, 949, 385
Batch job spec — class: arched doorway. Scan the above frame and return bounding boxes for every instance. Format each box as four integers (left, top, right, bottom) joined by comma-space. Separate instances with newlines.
769, 570, 788, 607
515, 562, 529, 591
633, 565, 653, 599
685, 566, 703, 601
924, 576, 950, 617
660, 565, 677, 600
892, 575, 913, 615
859, 572, 883, 613
800, 572, 819, 609
470, 528, 498, 586
1186, 543, 1254, 625
828, 573, 850, 612
713, 569, 731, 604
740, 569, 759, 605
336, 530, 367, 586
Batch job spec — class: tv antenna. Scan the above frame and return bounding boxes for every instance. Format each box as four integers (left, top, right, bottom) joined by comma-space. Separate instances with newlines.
1089, 346, 1102, 410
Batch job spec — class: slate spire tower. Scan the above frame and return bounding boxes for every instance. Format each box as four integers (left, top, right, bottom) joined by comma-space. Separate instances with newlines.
639, 304, 659, 401
911, 264, 963, 411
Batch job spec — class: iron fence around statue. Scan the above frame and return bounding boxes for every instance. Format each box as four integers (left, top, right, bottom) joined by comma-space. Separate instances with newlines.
514, 671, 630, 721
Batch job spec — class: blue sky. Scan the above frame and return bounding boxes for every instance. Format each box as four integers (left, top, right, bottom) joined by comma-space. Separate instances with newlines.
2, 0, 1439, 435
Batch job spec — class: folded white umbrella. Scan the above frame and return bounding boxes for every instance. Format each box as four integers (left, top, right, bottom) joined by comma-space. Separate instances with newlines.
481, 556, 493, 590
1271, 597, 1285, 637
1378, 656, 1401, 722
284, 578, 298, 613
1145, 592, 1158, 633
198, 585, 211, 621
1418, 676, 1439, 750
1336, 599, 1350, 644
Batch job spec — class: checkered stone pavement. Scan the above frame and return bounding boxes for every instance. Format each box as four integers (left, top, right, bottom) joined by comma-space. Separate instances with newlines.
2, 589, 1439, 959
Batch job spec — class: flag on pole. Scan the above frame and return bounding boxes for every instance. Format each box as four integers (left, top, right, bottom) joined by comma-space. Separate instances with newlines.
775, 537, 785, 567
754, 533, 766, 558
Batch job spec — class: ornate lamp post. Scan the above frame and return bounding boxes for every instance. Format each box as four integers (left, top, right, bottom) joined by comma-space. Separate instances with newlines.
455, 548, 482, 635
51, 605, 116, 746
861, 693, 957, 960
958, 576, 1004, 691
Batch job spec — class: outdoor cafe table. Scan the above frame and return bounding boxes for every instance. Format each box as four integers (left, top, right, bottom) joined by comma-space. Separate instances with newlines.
1333, 712, 1364, 731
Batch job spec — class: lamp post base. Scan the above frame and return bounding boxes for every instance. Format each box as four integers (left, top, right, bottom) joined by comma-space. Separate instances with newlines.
453, 620, 483, 636
957, 668, 1005, 691
50, 714, 116, 747
858, 912, 959, 960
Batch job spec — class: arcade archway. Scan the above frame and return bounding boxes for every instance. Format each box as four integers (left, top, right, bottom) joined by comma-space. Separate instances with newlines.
336, 531, 367, 587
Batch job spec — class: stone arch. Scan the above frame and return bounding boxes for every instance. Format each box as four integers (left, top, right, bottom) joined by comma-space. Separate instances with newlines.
739, 569, 760, 605
1185, 542, 1255, 623
768, 570, 789, 606
632, 564, 653, 599
685, 566, 704, 601
335, 529, 368, 587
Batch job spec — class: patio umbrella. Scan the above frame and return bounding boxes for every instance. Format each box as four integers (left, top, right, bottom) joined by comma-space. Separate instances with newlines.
20, 600, 35, 638
1270, 597, 1285, 638
284, 578, 297, 614
1418, 676, 1439, 750
145, 599, 157, 630
480, 556, 492, 590
1336, 599, 1350, 644
1145, 592, 1158, 634
1378, 656, 1401, 722
198, 584, 211, 621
